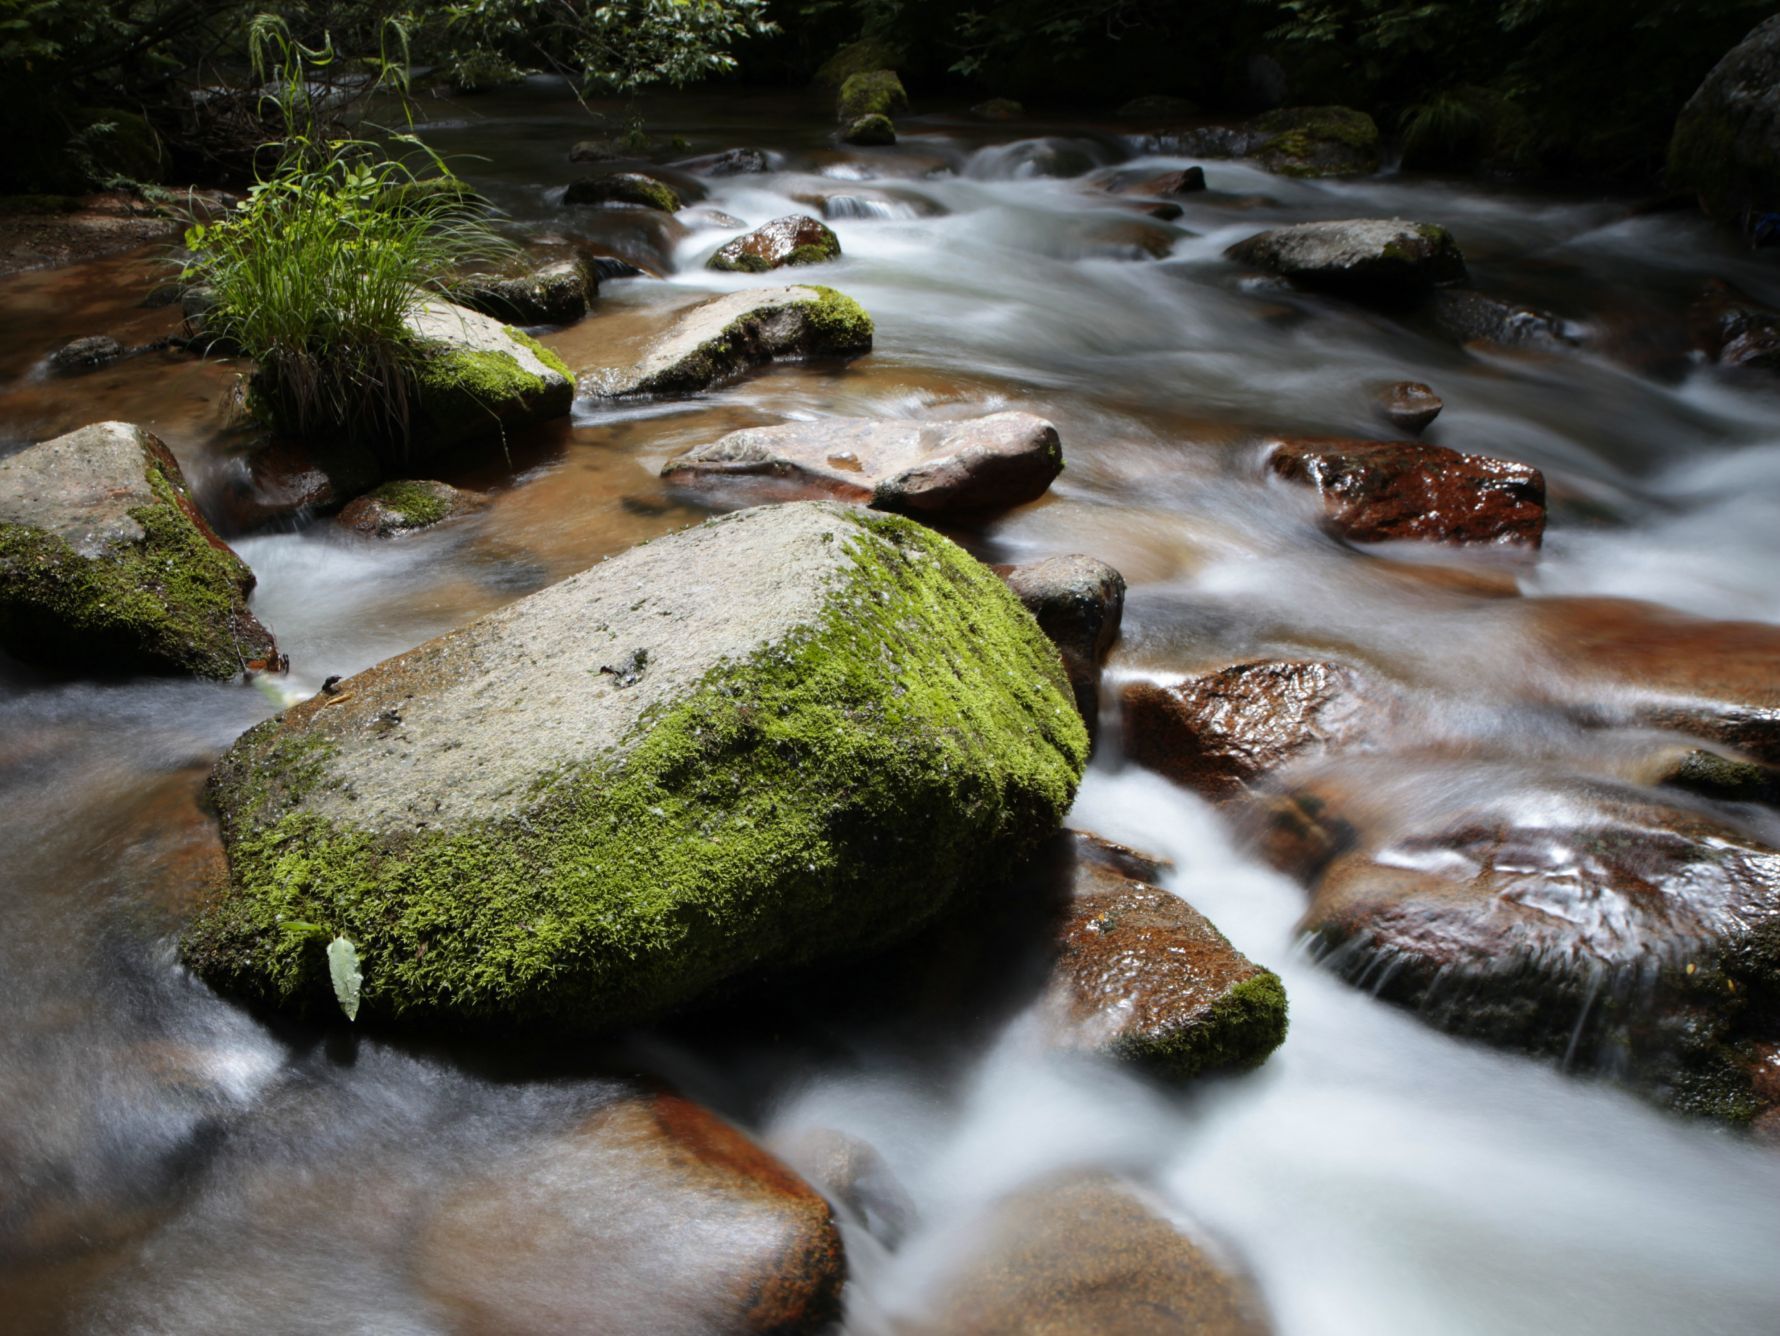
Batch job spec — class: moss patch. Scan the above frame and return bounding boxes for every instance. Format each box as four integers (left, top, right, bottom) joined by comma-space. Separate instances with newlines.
1118, 970, 1289, 1081
369, 480, 453, 528
629, 287, 873, 396
183, 511, 1089, 1029
837, 71, 908, 124
840, 113, 897, 147
562, 173, 681, 212
1254, 106, 1380, 177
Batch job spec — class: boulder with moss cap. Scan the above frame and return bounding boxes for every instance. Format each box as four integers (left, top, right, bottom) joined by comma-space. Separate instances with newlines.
403, 297, 576, 454
0, 422, 280, 679
1251, 105, 1380, 177
182, 501, 1089, 1029
708, 215, 842, 273
836, 70, 907, 124
563, 172, 682, 212
589, 285, 872, 397
337, 480, 485, 538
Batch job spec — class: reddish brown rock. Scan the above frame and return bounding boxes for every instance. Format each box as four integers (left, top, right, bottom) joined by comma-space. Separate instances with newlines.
996, 555, 1125, 728
1266, 436, 1546, 547
1122, 659, 1373, 801
1690, 278, 1780, 371
662, 412, 1062, 517
1040, 833, 1287, 1079
1377, 380, 1443, 435
708, 214, 842, 273
1302, 788, 1780, 1123
336, 480, 485, 538
908, 1173, 1271, 1336
413, 1091, 845, 1336
214, 436, 382, 533
1102, 166, 1207, 198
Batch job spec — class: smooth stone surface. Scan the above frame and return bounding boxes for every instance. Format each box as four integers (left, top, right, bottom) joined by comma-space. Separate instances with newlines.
588, 285, 873, 397
906, 1173, 1272, 1335
1038, 833, 1288, 1078
451, 256, 599, 326
1227, 218, 1467, 306
996, 554, 1125, 726
1265, 436, 1547, 547
184, 502, 1087, 1028
414, 1090, 845, 1336
661, 411, 1062, 516
685, 146, 771, 176
707, 214, 841, 273
0, 422, 279, 679
1377, 380, 1443, 434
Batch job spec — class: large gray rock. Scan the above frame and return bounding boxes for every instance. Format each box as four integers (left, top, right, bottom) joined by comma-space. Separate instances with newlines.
1226, 218, 1467, 306
660, 411, 1062, 516
183, 502, 1088, 1028
1669, 16, 1780, 221
588, 285, 873, 397
402, 297, 577, 453
0, 422, 280, 679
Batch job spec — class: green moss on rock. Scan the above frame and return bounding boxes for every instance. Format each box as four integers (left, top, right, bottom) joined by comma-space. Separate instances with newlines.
837, 71, 908, 125
562, 173, 681, 212
1253, 106, 1381, 178
183, 507, 1088, 1029
840, 113, 897, 147
1118, 970, 1289, 1080
815, 39, 905, 89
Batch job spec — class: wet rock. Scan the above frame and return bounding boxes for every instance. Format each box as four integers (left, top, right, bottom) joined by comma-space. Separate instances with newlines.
1040, 833, 1288, 1078
1668, 15, 1780, 221
1429, 289, 1580, 351
47, 335, 126, 372
590, 285, 873, 397
401, 298, 577, 455
837, 70, 908, 125
1266, 436, 1546, 547
213, 436, 382, 533
183, 502, 1088, 1028
1251, 105, 1380, 177
793, 186, 946, 221
1118, 94, 1199, 120
563, 171, 682, 212
778, 1126, 915, 1247
1648, 746, 1780, 807
910, 1173, 1272, 1335
1690, 278, 1780, 371
450, 255, 599, 326
972, 98, 1025, 121
996, 554, 1125, 726
687, 146, 770, 176
1302, 788, 1780, 1123
414, 1091, 845, 1335
708, 214, 842, 273
336, 480, 484, 538
1226, 218, 1467, 306
841, 113, 897, 147
1143, 125, 1259, 159
662, 412, 1062, 517
1377, 381, 1443, 435
1122, 660, 1372, 802
0, 422, 280, 679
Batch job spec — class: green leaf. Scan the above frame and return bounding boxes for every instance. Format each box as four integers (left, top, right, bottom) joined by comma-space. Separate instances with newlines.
327, 936, 363, 1022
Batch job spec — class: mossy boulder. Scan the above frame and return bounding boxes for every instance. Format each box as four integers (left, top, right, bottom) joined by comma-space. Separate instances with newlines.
591, 285, 872, 398
708, 215, 842, 273
182, 502, 1089, 1029
0, 422, 279, 679
563, 172, 682, 212
1669, 15, 1780, 222
815, 38, 905, 89
337, 480, 484, 538
402, 298, 576, 455
450, 255, 599, 326
840, 113, 897, 147
836, 70, 908, 125
1226, 218, 1467, 307
1251, 105, 1380, 178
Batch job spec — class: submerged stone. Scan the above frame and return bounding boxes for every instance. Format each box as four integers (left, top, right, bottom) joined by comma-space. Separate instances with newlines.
47, 334, 126, 372
707, 215, 842, 273
661, 411, 1062, 516
590, 285, 873, 397
0, 422, 279, 679
413, 1090, 845, 1335
1226, 219, 1467, 307
183, 502, 1087, 1029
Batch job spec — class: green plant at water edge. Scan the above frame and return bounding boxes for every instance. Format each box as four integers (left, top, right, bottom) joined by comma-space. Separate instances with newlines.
327, 935, 363, 1020
180, 14, 513, 442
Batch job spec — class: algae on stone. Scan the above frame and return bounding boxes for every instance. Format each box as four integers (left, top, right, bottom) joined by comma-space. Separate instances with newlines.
836, 71, 908, 125
183, 502, 1089, 1030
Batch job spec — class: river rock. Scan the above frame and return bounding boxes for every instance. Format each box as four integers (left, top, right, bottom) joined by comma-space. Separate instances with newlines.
661, 412, 1062, 516
0, 422, 280, 679
1122, 659, 1373, 801
182, 502, 1087, 1027
451, 255, 599, 326
841, 113, 897, 147
1429, 289, 1579, 351
47, 334, 126, 372
336, 480, 484, 538
909, 1173, 1272, 1335
563, 171, 682, 211
1302, 787, 1780, 1123
1690, 278, 1780, 371
996, 555, 1125, 726
213, 436, 382, 533
1668, 15, 1780, 221
686, 146, 770, 176
837, 70, 908, 125
1039, 833, 1287, 1078
1645, 745, 1780, 807
1250, 105, 1380, 177
708, 215, 842, 273
401, 298, 577, 454
414, 1090, 845, 1335
1266, 436, 1547, 547
778, 1126, 915, 1247
1227, 219, 1467, 306
590, 285, 873, 397
1377, 381, 1443, 434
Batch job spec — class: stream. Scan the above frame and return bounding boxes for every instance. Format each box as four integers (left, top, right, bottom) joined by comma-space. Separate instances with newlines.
4, 82, 1780, 1333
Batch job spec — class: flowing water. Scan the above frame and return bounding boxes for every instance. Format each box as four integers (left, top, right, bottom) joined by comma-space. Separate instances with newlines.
5, 83, 1780, 1332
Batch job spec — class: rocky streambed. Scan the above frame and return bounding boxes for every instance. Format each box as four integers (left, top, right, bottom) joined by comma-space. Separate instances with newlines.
3, 82, 1780, 1336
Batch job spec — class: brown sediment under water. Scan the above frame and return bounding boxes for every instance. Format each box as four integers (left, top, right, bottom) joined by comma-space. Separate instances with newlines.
4, 82, 1780, 1334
